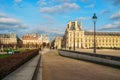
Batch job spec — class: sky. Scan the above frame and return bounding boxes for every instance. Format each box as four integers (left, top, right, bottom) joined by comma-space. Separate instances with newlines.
0, 0, 120, 40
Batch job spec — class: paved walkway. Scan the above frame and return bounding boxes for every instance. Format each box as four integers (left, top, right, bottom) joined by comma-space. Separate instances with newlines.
36, 49, 50, 80
2, 54, 40, 80
42, 50, 120, 80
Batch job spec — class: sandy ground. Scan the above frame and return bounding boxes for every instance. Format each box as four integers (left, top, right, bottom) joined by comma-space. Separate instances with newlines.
75, 49, 120, 56
42, 50, 120, 80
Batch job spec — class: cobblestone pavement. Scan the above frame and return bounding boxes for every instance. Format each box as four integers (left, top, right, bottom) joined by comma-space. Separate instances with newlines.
42, 50, 120, 80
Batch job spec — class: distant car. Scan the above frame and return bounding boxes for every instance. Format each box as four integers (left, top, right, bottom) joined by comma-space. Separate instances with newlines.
7, 49, 14, 54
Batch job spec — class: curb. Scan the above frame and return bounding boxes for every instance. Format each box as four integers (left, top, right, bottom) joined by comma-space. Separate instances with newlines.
32, 54, 41, 80
59, 51, 120, 69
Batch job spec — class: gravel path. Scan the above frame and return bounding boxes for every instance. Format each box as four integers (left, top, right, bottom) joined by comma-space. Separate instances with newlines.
42, 50, 120, 80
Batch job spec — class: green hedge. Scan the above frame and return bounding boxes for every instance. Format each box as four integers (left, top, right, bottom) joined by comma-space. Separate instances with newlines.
0, 49, 39, 79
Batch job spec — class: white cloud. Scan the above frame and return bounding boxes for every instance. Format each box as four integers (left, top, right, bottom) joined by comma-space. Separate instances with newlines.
100, 21, 120, 31
0, 12, 28, 31
0, 18, 20, 23
37, 0, 77, 7
37, 0, 47, 6
0, 13, 6, 17
40, 3, 80, 14
110, 10, 120, 20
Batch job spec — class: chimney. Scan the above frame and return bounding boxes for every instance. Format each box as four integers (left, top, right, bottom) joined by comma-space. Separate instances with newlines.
75, 20, 78, 28
68, 20, 72, 28
75, 20, 78, 30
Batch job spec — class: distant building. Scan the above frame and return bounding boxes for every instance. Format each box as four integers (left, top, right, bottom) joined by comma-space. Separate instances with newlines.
53, 36, 63, 49
22, 33, 50, 49
0, 33, 21, 50
42, 35, 50, 48
53, 20, 120, 49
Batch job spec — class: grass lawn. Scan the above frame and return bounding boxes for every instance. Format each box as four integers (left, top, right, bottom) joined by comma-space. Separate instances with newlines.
0, 54, 10, 59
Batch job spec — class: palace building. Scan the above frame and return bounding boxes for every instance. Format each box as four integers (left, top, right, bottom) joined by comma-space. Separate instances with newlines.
0, 33, 50, 50
22, 33, 50, 49
53, 20, 120, 49
0, 33, 21, 49
53, 36, 63, 49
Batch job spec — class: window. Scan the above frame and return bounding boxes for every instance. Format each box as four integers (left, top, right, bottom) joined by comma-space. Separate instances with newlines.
77, 39, 79, 42
77, 33, 79, 36
77, 43, 79, 48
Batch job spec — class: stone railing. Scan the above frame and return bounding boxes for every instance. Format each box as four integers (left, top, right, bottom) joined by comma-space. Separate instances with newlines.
59, 50, 120, 69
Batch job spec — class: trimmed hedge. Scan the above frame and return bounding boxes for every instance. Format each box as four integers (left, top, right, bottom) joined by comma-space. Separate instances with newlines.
0, 54, 10, 59
0, 49, 39, 79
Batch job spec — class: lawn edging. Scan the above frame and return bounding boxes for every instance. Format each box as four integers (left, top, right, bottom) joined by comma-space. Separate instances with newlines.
0, 49, 39, 79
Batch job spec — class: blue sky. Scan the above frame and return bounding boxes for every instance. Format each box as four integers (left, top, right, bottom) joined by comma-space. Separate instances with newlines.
0, 0, 120, 40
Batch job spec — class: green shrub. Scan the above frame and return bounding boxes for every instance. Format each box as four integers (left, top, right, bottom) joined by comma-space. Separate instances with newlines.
0, 49, 39, 79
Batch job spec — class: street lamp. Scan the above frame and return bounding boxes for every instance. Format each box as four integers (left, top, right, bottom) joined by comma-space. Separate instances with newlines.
92, 13, 97, 54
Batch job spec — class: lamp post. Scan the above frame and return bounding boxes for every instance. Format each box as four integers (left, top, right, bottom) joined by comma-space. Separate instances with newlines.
92, 13, 97, 54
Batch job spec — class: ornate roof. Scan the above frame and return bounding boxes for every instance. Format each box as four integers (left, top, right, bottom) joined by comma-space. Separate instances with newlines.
85, 31, 120, 36
70, 22, 75, 30
69, 22, 82, 31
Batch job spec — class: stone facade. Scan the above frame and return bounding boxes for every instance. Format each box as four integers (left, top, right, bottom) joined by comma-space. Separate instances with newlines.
0, 33, 19, 49
55, 20, 120, 49
22, 33, 50, 49
42, 35, 50, 44
84, 32, 120, 49
42, 35, 50, 48
53, 36, 63, 49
